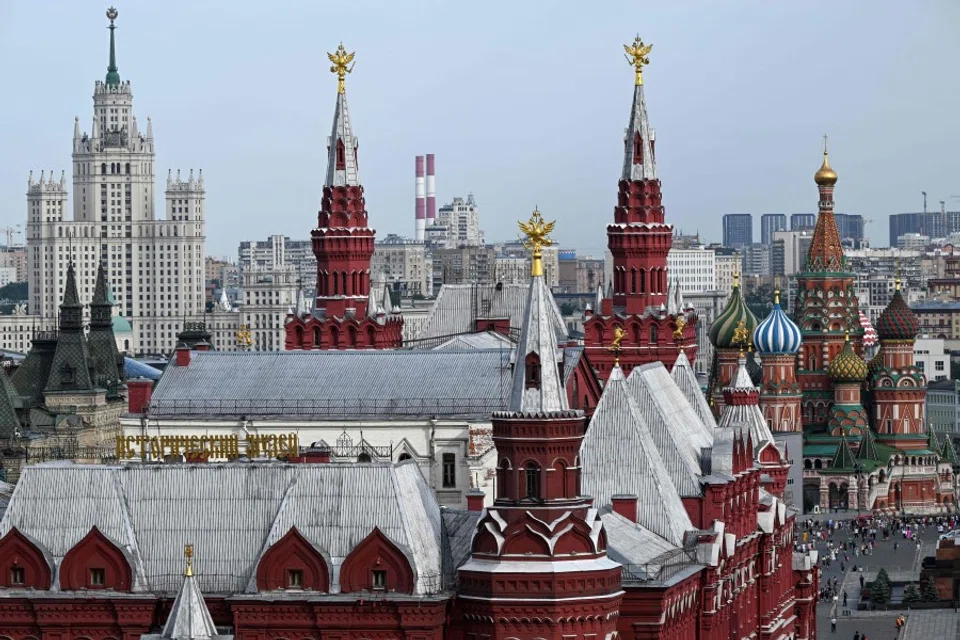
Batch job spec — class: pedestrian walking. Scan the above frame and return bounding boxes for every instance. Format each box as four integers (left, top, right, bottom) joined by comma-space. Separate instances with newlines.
831, 616, 836, 633
859, 574, 864, 589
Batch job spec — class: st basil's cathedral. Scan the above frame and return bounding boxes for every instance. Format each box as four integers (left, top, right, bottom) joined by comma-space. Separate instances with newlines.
707, 144, 958, 514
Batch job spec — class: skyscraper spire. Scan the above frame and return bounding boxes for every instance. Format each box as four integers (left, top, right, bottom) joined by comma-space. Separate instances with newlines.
105, 7, 120, 87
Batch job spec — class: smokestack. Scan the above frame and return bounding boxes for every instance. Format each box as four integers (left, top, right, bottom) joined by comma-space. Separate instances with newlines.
426, 153, 436, 226
415, 156, 426, 241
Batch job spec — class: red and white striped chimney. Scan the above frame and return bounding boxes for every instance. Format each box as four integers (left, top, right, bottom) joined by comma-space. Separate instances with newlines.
426, 153, 436, 226
415, 155, 426, 241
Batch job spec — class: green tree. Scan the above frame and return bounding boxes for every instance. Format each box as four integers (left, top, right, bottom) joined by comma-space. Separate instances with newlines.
872, 568, 893, 606
903, 583, 921, 604
921, 578, 941, 602
0, 281, 27, 301
559, 302, 577, 316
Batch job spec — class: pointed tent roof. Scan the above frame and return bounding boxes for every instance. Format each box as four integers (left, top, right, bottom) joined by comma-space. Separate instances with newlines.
831, 433, 857, 471
325, 90, 360, 188
149, 551, 231, 640
670, 350, 717, 433
928, 423, 941, 456
61, 263, 81, 314
717, 359, 778, 461
806, 145, 845, 273
509, 270, 568, 413
666, 278, 685, 315
580, 366, 693, 546
595, 283, 604, 311
92, 261, 110, 309
0, 368, 22, 439
88, 262, 122, 389
621, 77, 657, 182
46, 263, 95, 394
857, 428, 880, 462
941, 432, 959, 466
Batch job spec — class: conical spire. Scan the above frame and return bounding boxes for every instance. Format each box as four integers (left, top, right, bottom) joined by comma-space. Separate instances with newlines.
621, 36, 657, 182
831, 433, 856, 471
0, 367, 22, 439
60, 263, 82, 329
46, 263, 95, 393
105, 7, 121, 87
157, 546, 223, 640
88, 261, 122, 391
325, 44, 360, 187
857, 428, 880, 462
91, 261, 111, 325
510, 209, 568, 413
806, 136, 845, 273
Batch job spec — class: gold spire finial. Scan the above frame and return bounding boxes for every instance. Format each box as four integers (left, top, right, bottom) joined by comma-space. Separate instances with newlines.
844, 329, 851, 342
327, 43, 356, 95
184, 544, 194, 577
894, 258, 901, 290
624, 36, 653, 86
608, 326, 626, 366
733, 270, 740, 288
518, 207, 556, 277
774, 288, 781, 305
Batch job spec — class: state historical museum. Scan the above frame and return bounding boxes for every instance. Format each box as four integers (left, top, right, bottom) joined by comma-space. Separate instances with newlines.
0, 19, 819, 640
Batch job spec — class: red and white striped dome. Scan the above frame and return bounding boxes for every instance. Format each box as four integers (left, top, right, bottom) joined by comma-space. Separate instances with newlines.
858, 310, 878, 347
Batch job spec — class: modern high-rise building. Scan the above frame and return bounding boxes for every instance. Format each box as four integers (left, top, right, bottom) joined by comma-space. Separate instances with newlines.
834, 213, 865, 243
26, 9, 205, 355
722, 214, 753, 248
760, 213, 787, 245
428, 194, 484, 248
889, 211, 960, 246
790, 213, 816, 231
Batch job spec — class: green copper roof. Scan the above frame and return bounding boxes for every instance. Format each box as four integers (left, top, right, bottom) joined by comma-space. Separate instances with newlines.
857, 428, 880, 462
830, 433, 857, 471
112, 315, 132, 332
105, 8, 120, 86
709, 278, 758, 349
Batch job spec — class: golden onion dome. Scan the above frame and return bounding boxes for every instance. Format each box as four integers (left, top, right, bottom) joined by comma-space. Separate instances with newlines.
814, 150, 838, 186
828, 333, 867, 383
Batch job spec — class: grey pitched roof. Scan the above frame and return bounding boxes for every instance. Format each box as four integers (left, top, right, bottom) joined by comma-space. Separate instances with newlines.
418, 283, 567, 343
148, 349, 514, 419
325, 91, 360, 187
581, 366, 692, 546
0, 462, 445, 595
440, 509, 481, 584
717, 361, 777, 458
627, 363, 710, 496
621, 81, 657, 181
601, 510, 680, 569
509, 275, 568, 413
670, 351, 716, 438
432, 331, 513, 351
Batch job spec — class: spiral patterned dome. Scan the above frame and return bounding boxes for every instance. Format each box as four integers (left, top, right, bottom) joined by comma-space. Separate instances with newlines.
876, 285, 919, 341
709, 276, 758, 349
858, 310, 878, 348
867, 347, 884, 375
753, 291, 802, 354
829, 335, 867, 383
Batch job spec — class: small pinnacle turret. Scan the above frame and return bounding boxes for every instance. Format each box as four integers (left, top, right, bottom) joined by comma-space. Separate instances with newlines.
105, 7, 120, 87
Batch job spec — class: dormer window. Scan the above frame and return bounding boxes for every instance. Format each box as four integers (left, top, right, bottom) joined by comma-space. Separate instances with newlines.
633, 132, 643, 164
89, 568, 105, 587
287, 569, 303, 588
372, 569, 387, 590
336, 139, 346, 170
524, 353, 541, 389
10, 566, 24, 585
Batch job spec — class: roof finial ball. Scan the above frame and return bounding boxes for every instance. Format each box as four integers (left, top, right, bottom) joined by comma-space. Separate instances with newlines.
106, 6, 118, 23
814, 133, 838, 186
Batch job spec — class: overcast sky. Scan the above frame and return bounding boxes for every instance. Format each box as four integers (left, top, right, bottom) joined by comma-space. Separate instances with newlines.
1, 1, 958, 257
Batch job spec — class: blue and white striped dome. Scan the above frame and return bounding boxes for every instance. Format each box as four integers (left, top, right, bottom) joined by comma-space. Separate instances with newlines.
753, 292, 802, 355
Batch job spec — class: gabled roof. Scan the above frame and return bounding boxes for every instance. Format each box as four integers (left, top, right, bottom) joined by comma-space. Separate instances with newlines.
148, 349, 515, 420
626, 363, 708, 497
509, 273, 568, 413
581, 366, 692, 546
432, 331, 513, 351
670, 350, 717, 437
0, 462, 446, 595
417, 283, 567, 344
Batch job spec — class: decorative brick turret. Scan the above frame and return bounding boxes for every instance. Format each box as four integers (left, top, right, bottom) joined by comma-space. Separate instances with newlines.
284, 45, 402, 350
455, 211, 622, 639
583, 38, 697, 380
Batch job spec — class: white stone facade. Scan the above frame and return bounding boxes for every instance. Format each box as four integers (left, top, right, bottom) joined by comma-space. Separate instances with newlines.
371, 237, 430, 298
667, 246, 716, 294
428, 194, 484, 248
26, 69, 205, 356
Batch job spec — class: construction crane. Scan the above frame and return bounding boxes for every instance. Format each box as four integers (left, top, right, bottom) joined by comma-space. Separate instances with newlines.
0, 225, 22, 247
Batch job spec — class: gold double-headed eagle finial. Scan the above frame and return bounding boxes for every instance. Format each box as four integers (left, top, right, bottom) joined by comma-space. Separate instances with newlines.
518, 207, 556, 277
608, 326, 626, 367
184, 544, 194, 577
673, 315, 686, 351
236, 324, 253, 348
624, 35, 653, 86
732, 319, 750, 356
328, 43, 356, 95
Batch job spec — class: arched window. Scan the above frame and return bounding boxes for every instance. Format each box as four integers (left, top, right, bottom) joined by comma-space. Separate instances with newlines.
336, 139, 346, 170
524, 463, 541, 500
312, 327, 321, 347
294, 326, 304, 348
124, 339, 129, 351
398, 453, 412, 462
101, 162, 107, 175
630, 268, 637, 294
633, 132, 643, 163
639, 269, 646, 293
498, 458, 510, 499
649, 325, 658, 344
525, 353, 541, 389
341, 272, 348, 295
348, 326, 357, 348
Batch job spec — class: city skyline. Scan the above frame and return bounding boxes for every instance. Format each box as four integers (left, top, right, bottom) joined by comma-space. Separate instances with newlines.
1, 1, 958, 257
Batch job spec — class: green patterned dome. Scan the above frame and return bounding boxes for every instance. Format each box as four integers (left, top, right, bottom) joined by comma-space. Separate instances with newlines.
876, 285, 919, 341
867, 347, 884, 375
829, 335, 867, 383
709, 276, 758, 349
